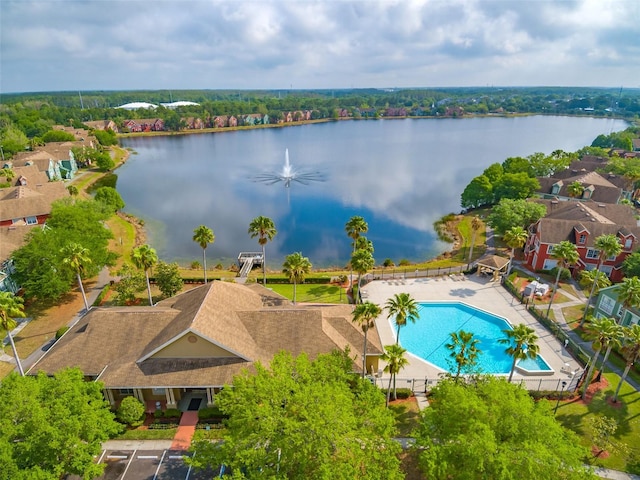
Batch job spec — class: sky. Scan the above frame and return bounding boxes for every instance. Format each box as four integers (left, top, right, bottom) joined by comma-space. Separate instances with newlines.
1, 0, 639, 94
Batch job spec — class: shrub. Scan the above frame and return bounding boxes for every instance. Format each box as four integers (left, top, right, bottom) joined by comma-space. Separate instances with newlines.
382, 388, 413, 399
549, 266, 571, 281
55, 326, 69, 340
117, 396, 146, 427
383, 258, 395, 267
154, 409, 165, 419
92, 284, 111, 306
398, 259, 411, 266
190, 261, 201, 270
164, 408, 182, 418
198, 406, 226, 419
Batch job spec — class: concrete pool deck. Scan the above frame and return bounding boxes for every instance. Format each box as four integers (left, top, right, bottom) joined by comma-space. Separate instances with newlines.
363, 273, 582, 389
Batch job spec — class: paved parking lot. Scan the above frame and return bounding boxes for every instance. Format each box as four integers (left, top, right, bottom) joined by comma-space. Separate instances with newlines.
69, 449, 221, 480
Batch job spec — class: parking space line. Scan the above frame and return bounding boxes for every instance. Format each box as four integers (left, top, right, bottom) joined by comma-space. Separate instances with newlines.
152, 450, 166, 480
107, 455, 128, 459
120, 449, 136, 479
97, 450, 107, 464
138, 455, 158, 459
185, 451, 195, 480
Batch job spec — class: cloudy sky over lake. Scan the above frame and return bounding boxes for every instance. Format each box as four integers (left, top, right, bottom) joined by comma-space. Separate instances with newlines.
1, 0, 639, 93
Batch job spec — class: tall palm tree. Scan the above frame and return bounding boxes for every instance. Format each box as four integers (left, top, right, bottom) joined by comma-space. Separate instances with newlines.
385, 292, 419, 344
616, 276, 640, 325
248, 216, 277, 286
498, 324, 540, 382
0, 291, 26, 376
352, 301, 382, 378
131, 244, 158, 306
354, 235, 374, 254
578, 269, 611, 298
345, 216, 368, 286
468, 216, 482, 263
193, 225, 215, 284
581, 317, 621, 401
61, 242, 92, 313
582, 234, 623, 325
612, 324, 640, 403
380, 343, 409, 407
596, 321, 624, 382
503, 226, 528, 277
282, 252, 311, 305
445, 330, 481, 380
351, 248, 375, 304
545, 241, 579, 318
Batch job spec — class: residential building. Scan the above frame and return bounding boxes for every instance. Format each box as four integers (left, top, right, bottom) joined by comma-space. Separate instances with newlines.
523, 200, 640, 282
29, 281, 382, 411
593, 284, 640, 327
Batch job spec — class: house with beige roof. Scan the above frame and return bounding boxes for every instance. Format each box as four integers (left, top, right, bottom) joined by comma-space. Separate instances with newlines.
29, 281, 382, 411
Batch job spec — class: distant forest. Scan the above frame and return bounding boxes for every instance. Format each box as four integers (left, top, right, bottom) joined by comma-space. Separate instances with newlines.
1, 87, 639, 157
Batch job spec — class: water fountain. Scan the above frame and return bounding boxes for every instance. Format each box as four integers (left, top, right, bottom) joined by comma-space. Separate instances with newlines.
252, 149, 325, 188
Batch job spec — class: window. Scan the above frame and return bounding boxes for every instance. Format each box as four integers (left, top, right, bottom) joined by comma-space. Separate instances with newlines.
547, 244, 555, 254
152, 388, 165, 395
586, 248, 600, 259
625, 237, 633, 249
26, 216, 37, 225
598, 295, 616, 315
119, 388, 134, 396
600, 265, 613, 277
578, 234, 587, 244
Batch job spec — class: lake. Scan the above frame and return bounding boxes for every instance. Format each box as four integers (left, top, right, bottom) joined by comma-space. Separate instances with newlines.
117, 116, 627, 268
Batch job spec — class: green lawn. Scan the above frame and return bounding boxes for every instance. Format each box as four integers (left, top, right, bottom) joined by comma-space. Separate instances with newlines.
552, 372, 640, 473
266, 283, 350, 304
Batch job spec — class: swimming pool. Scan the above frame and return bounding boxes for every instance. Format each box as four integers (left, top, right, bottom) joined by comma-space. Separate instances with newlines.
397, 301, 553, 375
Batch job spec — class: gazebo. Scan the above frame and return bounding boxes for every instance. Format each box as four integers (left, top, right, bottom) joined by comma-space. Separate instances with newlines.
476, 254, 510, 280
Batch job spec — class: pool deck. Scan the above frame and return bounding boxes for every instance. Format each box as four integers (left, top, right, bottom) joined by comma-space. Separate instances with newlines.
363, 273, 582, 387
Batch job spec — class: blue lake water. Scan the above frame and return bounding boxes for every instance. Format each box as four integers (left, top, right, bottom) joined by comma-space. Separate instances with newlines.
399, 302, 551, 374
118, 116, 627, 268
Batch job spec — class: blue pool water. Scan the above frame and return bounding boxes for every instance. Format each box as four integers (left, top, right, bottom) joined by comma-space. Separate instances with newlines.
397, 302, 552, 374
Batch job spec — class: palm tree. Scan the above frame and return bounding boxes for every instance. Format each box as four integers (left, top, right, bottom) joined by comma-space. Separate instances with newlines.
581, 317, 621, 401
596, 322, 624, 382
345, 216, 368, 286
545, 241, 579, 318
351, 248, 375, 304
468, 216, 482, 263
567, 181, 584, 198
193, 225, 215, 284
503, 226, 528, 277
282, 252, 311, 305
248, 216, 277, 286
380, 343, 409, 407
445, 330, 481, 380
131, 244, 158, 306
498, 324, 540, 382
582, 234, 623, 325
616, 276, 640, 325
385, 292, 419, 344
612, 324, 640, 403
578, 269, 611, 298
0, 291, 26, 376
61, 242, 92, 313
354, 235, 374, 254
352, 301, 382, 378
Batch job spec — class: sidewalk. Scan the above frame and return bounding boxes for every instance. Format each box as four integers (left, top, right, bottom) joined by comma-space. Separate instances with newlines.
513, 262, 640, 393
5, 267, 115, 374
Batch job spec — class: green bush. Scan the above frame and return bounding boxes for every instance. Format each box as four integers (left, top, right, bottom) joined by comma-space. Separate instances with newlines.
164, 408, 181, 418
383, 258, 395, 267
92, 284, 111, 306
382, 388, 413, 399
55, 326, 70, 340
198, 406, 228, 420
117, 396, 146, 427
153, 409, 165, 419
398, 259, 411, 266
548, 266, 571, 281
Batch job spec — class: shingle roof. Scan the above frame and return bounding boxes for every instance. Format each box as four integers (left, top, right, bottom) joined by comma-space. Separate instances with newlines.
532, 200, 640, 246
30, 282, 378, 388
0, 182, 69, 222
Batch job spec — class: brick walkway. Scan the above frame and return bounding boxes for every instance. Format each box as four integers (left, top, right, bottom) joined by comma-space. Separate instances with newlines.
170, 411, 198, 450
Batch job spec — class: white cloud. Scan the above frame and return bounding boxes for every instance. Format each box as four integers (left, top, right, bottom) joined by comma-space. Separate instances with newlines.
0, 0, 638, 92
